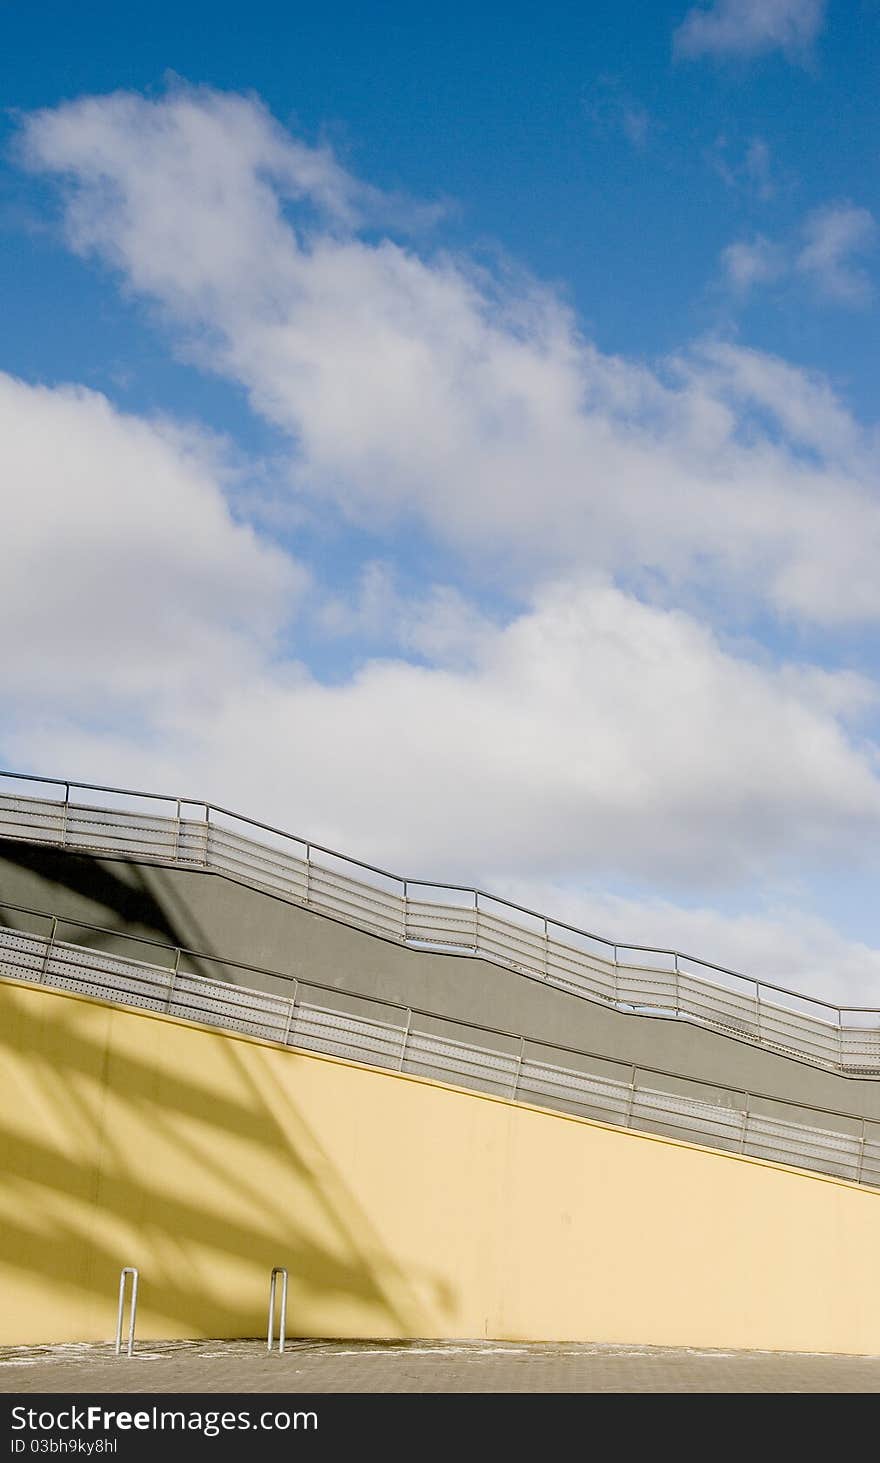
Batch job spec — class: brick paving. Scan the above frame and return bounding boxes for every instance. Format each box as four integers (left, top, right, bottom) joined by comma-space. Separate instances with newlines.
1, 1338, 880, 1393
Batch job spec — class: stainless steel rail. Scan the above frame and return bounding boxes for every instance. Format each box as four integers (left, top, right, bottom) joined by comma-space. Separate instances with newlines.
1, 905, 879, 1192
267, 1268, 288, 1355
115, 1267, 138, 1358
2, 768, 879, 1078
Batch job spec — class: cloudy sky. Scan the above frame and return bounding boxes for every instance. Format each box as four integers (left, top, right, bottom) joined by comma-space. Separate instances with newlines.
2, 0, 880, 1002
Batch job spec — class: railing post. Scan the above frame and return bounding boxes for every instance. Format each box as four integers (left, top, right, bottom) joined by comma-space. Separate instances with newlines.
165, 947, 181, 1012
304, 844, 311, 906
60, 783, 70, 847
838, 1010, 844, 1073
754, 982, 761, 1039
203, 804, 211, 867
857, 1118, 867, 1185
39, 917, 58, 984
173, 798, 182, 863
543, 917, 549, 980
267, 1267, 289, 1354
613, 946, 619, 1007
115, 1267, 139, 1357
511, 1036, 525, 1099
739, 1094, 750, 1154
398, 1008, 413, 1071
402, 880, 408, 944
673, 953, 680, 1017
283, 979, 299, 1045
625, 1064, 637, 1127
473, 890, 479, 954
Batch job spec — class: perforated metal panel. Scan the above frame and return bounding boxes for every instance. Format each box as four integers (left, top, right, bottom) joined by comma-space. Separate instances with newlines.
0, 924, 875, 1191
0, 930, 47, 981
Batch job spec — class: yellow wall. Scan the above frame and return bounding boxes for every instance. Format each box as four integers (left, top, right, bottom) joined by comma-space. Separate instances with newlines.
2, 976, 879, 1354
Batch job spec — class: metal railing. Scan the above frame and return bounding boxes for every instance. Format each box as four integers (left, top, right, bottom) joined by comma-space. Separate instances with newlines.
1, 768, 879, 1078
1, 904, 879, 1193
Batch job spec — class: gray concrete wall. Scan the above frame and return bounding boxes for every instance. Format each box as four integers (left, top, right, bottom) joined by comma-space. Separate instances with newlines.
1, 836, 878, 1128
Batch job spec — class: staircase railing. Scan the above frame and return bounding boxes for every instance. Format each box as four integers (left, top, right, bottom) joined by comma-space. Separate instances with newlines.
1, 768, 878, 1077
1, 901, 878, 1192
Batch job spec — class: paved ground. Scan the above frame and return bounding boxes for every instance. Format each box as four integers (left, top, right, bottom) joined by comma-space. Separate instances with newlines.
2, 1338, 880, 1393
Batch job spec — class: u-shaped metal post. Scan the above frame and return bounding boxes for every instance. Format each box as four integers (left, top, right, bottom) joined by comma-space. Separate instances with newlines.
115, 1267, 139, 1357
267, 1267, 289, 1354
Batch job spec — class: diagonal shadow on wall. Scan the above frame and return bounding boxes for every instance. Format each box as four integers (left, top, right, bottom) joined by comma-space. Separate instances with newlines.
0, 841, 225, 984
0, 979, 455, 1343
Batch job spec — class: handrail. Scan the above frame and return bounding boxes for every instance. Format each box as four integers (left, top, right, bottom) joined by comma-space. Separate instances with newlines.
0, 766, 862, 1010
2, 919, 879, 1190
1, 898, 878, 1144
1, 768, 877, 1073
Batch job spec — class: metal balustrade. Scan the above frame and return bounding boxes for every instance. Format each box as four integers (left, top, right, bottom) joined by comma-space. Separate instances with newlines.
1, 912, 879, 1193
2, 769, 880, 1079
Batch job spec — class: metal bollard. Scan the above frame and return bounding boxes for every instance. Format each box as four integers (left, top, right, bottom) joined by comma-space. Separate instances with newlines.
115, 1267, 139, 1357
267, 1267, 289, 1354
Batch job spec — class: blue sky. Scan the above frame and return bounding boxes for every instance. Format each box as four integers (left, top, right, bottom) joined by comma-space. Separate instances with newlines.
3, 0, 880, 1000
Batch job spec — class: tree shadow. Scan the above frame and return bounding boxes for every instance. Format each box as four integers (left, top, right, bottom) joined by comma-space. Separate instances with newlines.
0, 842, 228, 985
0, 841, 181, 941
0, 978, 456, 1344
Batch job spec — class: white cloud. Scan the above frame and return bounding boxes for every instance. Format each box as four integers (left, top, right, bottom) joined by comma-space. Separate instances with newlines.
6, 546, 880, 893
316, 564, 496, 667
17, 86, 880, 628
721, 202, 877, 311
0, 372, 303, 723
674, 0, 826, 61
698, 342, 864, 460
797, 203, 877, 305
9, 558, 880, 999
4, 378, 880, 1000
721, 235, 785, 293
